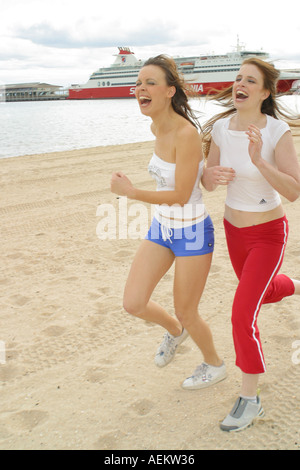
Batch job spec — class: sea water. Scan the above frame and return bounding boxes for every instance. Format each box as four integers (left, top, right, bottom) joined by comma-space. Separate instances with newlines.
0, 95, 299, 159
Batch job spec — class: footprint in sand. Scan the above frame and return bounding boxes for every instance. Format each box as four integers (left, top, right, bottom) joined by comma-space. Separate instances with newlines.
6, 252, 23, 260
84, 367, 106, 384
88, 287, 109, 300
8, 294, 30, 307
0, 364, 27, 382
8, 410, 48, 432
209, 264, 222, 274
113, 250, 134, 260
93, 430, 126, 450
42, 325, 66, 337
130, 398, 154, 416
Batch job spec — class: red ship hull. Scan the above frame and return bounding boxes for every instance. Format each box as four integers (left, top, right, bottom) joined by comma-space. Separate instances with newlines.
68, 85, 137, 99
68, 79, 295, 100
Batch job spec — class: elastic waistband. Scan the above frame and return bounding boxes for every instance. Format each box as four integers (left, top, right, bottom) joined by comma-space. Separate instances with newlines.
157, 213, 213, 243
155, 208, 208, 229
149, 214, 214, 246
223, 215, 288, 234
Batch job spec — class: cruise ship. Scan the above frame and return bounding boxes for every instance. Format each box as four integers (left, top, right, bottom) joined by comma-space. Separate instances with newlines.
68, 44, 300, 100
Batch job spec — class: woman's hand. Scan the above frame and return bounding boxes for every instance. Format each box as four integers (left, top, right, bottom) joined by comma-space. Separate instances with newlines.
111, 172, 134, 197
246, 125, 263, 166
203, 165, 236, 186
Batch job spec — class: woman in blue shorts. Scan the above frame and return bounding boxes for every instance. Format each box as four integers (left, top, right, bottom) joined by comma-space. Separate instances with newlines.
111, 55, 226, 389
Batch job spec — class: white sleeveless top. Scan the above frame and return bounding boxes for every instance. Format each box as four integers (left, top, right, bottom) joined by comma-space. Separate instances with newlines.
148, 152, 207, 228
211, 114, 290, 212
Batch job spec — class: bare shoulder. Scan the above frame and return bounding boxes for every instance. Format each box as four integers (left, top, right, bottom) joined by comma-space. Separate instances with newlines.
175, 121, 202, 145
174, 121, 203, 164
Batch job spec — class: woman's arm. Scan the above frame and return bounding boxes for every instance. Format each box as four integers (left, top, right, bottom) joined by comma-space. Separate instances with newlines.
201, 139, 235, 191
247, 126, 300, 202
111, 126, 202, 206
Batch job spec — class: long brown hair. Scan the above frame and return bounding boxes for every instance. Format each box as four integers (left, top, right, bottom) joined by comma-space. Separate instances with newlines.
143, 54, 201, 130
202, 57, 300, 157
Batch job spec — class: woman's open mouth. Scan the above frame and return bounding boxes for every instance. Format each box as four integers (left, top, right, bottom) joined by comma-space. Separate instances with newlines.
235, 90, 249, 101
139, 96, 152, 107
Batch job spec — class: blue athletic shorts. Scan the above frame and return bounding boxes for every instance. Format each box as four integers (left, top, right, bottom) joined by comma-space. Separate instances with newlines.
145, 215, 214, 257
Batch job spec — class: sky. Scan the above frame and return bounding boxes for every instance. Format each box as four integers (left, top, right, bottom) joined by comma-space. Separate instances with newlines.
1, 0, 300, 87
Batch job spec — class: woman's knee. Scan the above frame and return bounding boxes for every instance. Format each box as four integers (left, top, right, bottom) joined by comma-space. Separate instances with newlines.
175, 308, 198, 329
231, 303, 253, 340
123, 294, 146, 317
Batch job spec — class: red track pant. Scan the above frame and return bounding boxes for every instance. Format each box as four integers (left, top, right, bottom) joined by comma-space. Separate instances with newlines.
224, 216, 295, 374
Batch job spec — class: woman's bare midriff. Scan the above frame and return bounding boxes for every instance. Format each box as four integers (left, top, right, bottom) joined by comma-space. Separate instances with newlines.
224, 204, 285, 228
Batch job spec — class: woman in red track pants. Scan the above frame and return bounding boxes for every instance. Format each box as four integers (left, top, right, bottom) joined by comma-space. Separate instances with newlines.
202, 57, 300, 432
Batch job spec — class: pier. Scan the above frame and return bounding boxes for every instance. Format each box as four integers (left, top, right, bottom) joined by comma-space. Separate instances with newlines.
0, 83, 69, 102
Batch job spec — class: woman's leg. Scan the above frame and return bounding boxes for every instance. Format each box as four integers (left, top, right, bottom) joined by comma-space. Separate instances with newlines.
292, 280, 300, 294
224, 217, 295, 374
123, 239, 182, 336
173, 253, 222, 366
220, 217, 291, 431
174, 253, 227, 389
241, 373, 259, 397
231, 246, 291, 374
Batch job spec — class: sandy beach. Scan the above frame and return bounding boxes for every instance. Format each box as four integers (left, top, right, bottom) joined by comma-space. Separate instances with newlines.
0, 131, 300, 451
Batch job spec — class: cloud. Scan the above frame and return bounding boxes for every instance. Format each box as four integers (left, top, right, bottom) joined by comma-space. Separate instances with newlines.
14, 19, 177, 49
16, 23, 73, 48
1, 0, 300, 86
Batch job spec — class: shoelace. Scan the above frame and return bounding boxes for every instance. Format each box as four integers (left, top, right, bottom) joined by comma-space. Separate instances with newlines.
192, 363, 209, 380
159, 333, 176, 356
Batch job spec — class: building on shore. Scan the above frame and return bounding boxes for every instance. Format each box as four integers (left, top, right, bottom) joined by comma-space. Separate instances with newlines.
0, 83, 69, 102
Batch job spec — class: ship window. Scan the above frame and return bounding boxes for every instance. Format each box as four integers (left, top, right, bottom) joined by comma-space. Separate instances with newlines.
111, 82, 136, 86
107, 81, 110, 86
102, 82, 105, 86
98, 82, 101, 86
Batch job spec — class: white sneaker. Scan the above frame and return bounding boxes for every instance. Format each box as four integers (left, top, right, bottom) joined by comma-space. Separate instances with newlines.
220, 396, 265, 432
154, 328, 189, 368
182, 362, 227, 390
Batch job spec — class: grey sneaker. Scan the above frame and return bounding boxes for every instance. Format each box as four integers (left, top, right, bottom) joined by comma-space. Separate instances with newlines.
154, 328, 189, 368
220, 396, 265, 432
182, 362, 227, 390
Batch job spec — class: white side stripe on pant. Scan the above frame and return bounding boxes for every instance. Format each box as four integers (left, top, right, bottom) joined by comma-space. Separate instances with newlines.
251, 220, 288, 372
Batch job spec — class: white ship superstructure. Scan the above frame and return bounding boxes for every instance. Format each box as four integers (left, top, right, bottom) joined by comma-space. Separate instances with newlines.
69, 44, 300, 99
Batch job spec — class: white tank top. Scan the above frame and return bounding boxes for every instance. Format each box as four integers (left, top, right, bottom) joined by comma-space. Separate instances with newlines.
148, 152, 206, 229
211, 114, 290, 212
